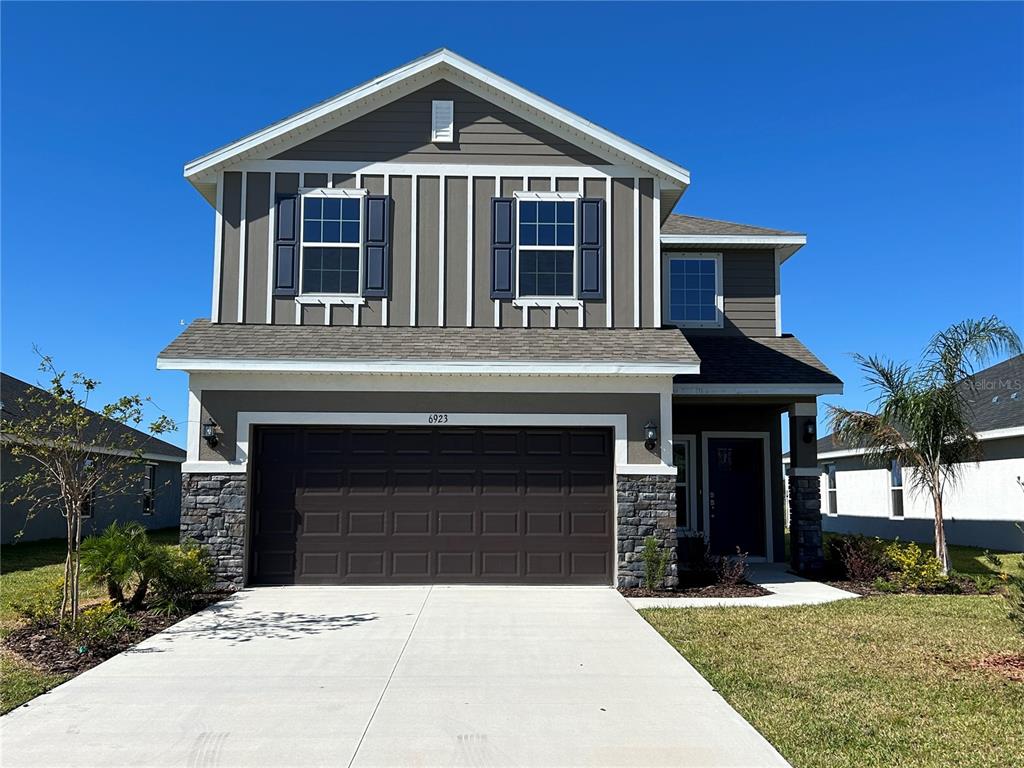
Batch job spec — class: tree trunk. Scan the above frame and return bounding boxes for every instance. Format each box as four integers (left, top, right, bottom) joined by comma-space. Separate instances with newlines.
107, 579, 126, 605
60, 509, 73, 623
127, 577, 149, 612
933, 492, 949, 575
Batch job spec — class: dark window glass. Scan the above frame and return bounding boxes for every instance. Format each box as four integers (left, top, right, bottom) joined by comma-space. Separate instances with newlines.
143, 464, 156, 515
667, 258, 718, 324
518, 249, 574, 297
303, 195, 360, 245
517, 198, 575, 297
303, 247, 360, 294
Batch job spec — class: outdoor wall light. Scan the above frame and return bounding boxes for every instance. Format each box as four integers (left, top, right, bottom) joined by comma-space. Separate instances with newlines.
644, 421, 658, 451
202, 419, 219, 448
803, 420, 816, 443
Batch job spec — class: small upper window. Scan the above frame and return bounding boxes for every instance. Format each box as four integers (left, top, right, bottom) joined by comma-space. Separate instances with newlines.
300, 191, 363, 295
663, 254, 722, 328
516, 196, 577, 298
890, 459, 904, 518
824, 463, 838, 516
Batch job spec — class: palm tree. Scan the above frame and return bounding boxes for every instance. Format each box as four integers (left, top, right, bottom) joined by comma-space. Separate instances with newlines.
828, 317, 1021, 574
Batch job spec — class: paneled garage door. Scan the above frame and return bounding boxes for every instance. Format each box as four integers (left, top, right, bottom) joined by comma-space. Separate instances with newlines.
248, 426, 615, 585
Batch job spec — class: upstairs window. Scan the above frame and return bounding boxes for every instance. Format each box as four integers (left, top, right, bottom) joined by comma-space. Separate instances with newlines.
300, 190, 363, 295
662, 253, 723, 328
889, 459, 904, 518
516, 196, 577, 298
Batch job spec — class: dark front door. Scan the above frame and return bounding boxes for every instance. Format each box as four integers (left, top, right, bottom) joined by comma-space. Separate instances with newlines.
249, 426, 615, 585
706, 436, 767, 557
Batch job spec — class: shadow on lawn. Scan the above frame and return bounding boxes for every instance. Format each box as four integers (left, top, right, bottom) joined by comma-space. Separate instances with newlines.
129, 599, 378, 646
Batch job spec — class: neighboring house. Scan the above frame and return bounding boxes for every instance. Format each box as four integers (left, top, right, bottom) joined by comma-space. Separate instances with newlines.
0, 373, 185, 544
785, 355, 1024, 551
158, 49, 841, 589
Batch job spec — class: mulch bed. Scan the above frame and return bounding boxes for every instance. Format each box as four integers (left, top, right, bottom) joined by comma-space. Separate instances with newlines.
3, 593, 229, 676
969, 653, 1024, 683
620, 582, 771, 598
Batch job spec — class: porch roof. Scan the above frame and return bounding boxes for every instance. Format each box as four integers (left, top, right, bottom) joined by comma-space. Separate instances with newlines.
673, 334, 842, 395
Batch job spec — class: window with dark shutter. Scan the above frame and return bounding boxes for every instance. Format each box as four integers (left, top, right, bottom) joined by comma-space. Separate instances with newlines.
273, 194, 299, 297
490, 197, 514, 299
362, 195, 391, 297
578, 198, 605, 300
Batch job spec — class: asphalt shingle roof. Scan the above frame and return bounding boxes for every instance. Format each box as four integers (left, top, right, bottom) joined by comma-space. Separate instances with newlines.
661, 214, 800, 237
159, 319, 700, 366
0, 373, 185, 459
673, 334, 841, 386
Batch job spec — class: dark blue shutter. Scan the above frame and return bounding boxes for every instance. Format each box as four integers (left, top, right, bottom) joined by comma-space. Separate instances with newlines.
490, 197, 514, 299
363, 195, 391, 297
272, 194, 299, 297
578, 198, 605, 300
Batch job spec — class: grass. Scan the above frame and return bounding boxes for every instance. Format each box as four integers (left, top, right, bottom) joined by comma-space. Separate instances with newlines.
643, 596, 1024, 768
0, 528, 179, 715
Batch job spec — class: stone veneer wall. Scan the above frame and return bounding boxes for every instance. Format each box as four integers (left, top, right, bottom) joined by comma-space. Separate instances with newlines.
616, 474, 677, 589
181, 473, 247, 590
788, 475, 825, 575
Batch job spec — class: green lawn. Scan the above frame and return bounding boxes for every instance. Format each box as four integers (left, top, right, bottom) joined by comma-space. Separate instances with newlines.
0, 528, 180, 715
643, 596, 1024, 768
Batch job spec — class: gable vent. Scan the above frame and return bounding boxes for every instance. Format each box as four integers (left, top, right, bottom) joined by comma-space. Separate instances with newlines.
431, 100, 455, 143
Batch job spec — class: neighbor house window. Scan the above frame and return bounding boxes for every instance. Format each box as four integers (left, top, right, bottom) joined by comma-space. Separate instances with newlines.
80, 490, 95, 519
662, 253, 723, 328
142, 464, 157, 516
825, 463, 838, 516
517, 196, 576, 298
889, 459, 904, 519
301, 190, 363, 295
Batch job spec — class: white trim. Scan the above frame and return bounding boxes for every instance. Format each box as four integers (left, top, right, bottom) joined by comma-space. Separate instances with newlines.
512, 189, 578, 302
438, 174, 446, 326
618, 463, 677, 476
512, 298, 583, 309
265, 171, 276, 324
514, 190, 582, 201
410, 175, 418, 324
577, 176, 585, 328
236, 171, 247, 323
221, 160, 645, 181
158, 358, 699, 376
211, 172, 224, 321
659, 379, 674, 468
674, 383, 843, 396
183, 50, 691, 187
0, 434, 185, 466
661, 234, 806, 246
652, 179, 661, 327
186, 381, 202, 464
382, 172, 390, 326
633, 179, 640, 328
353, 173, 362, 326
298, 186, 366, 300
493, 177, 500, 328
672, 434, 697, 531
661, 252, 724, 329
701, 431, 774, 561
465, 177, 473, 327
605, 177, 612, 328
295, 295, 366, 306
182, 460, 244, 474
888, 458, 905, 520
774, 250, 782, 337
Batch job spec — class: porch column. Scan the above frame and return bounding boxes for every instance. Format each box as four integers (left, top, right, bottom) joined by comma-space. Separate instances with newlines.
787, 401, 824, 575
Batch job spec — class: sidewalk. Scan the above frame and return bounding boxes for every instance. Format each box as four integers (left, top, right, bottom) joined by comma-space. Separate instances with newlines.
627, 564, 859, 609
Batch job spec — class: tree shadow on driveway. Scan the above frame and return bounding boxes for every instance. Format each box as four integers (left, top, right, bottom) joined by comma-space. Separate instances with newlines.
127, 600, 379, 648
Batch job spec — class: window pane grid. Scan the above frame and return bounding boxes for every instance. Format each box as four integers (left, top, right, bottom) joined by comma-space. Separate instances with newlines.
519, 250, 573, 297
303, 247, 360, 294
667, 258, 718, 324
303, 197, 360, 245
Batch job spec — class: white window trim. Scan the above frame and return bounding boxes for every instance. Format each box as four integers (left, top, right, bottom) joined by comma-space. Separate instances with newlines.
512, 190, 581, 300
824, 463, 838, 517
661, 252, 724, 329
889, 459, 905, 520
673, 434, 697, 534
299, 187, 367, 297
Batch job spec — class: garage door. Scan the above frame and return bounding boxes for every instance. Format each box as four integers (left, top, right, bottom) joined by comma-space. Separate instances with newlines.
248, 426, 615, 585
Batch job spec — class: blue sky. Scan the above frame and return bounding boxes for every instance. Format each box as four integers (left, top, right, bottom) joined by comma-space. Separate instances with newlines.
2, 2, 1021, 449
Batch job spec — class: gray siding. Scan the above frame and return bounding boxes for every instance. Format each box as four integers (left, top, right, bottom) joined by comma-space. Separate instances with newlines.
416, 176, 440, 326
389, 176, 413, 326
611, 178, 634, 328
218, 172, 242, 323
243, 172, 270, 324
444, 176, 469, 326
273, 80, 605, 165
582, 178, 607, 328
471, 177, 495, 327
199, 390, 661, 465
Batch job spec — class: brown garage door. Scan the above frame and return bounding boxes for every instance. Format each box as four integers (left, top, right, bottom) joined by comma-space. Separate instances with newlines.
248, 426, 614, 585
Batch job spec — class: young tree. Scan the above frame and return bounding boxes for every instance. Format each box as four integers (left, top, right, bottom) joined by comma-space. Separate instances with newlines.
1, 353, 175, 625
828, 317, 1020, 574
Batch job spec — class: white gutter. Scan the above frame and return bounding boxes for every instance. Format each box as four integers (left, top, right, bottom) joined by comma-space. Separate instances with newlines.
809, 425, 1024, 461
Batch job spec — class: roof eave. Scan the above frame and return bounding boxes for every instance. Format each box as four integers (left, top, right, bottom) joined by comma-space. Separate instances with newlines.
660, 234, 806, 262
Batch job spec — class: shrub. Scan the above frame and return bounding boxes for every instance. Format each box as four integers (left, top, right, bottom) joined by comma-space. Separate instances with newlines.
150, 538, 214, 615
885, 540, 946, 591
11, 577, 64, 624
826, 535, 890, 581
872, 577, 903, 594
80, 522, 163, 610
641, 536, 671, 591
64, 602, 139, 647
702, 546, 749, 585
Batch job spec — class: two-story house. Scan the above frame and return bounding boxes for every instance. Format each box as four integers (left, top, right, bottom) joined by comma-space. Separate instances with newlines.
158, 50, 842, 589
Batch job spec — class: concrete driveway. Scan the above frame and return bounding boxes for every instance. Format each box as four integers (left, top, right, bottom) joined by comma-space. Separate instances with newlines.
1, 587, 788, 767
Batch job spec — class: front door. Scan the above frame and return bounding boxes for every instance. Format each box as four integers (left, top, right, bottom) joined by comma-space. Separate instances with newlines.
706, 436, 767, 557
